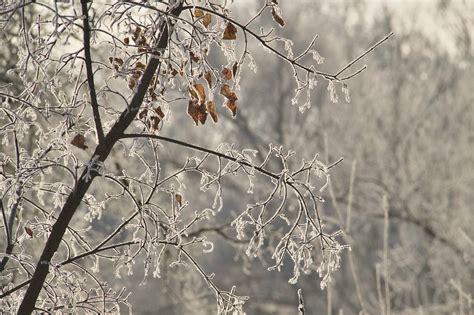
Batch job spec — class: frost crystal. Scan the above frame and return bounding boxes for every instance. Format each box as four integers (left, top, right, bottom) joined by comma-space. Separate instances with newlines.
82, 155, 105, 182
342, 83, 351, 103
327, 80, 338, 103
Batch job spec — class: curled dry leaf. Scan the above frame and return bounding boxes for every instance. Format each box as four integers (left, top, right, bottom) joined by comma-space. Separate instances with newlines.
132, 26, 141, 41
128, 68, 143, 90
222, 67, 233, 80
202, 13, 212, 28
271, 6, 285, 27
232, 62, 238, 77
220, 84, 238, 117
109, 57, 124, 71
108, 57, 124, 66
220, 84, 238, 101
71, 134, 88, 150
188, 100, 208, 125
225, 100, 237, 117
135, 61, 146, 70
193, 8, 204, 17
169, 67, 179, 77
128, 78, 137, 90
149, 116, 161, 131
207, 101, 218, 123
223, 22, 237, 40
155, 106, 165, 119
25, 227, 33, 238
190, 51, 200, 62
193, 8, 212, 28
137, 35, 149, 53
204, 71, 212, 87
139, 108, 148, 120
190, 83, 206, 104
175, 194, 183, 207
139, 107, 165, 132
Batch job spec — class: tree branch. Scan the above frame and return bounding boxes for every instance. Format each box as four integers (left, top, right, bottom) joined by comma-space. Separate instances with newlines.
81, 0, 105, 144
120, 133, 280, 180
0, 199, 13, 273
334, 32, 394, 77
183, 5, 393, 81
17, 3, 184, 313
0, 240, 152, 300
0, 130, 22, 273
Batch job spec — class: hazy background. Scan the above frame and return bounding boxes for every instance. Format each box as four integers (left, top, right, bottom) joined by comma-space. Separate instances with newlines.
131, 1, 473, 314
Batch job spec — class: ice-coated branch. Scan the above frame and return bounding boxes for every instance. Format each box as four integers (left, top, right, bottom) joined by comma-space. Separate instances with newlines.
17, 2, 185, 313
80, 0, 105, 144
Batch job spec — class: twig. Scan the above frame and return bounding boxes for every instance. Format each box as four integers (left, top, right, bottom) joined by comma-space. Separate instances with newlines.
335, 32, 394, 77
297, 288, 305, 315
121, 133, 280, 181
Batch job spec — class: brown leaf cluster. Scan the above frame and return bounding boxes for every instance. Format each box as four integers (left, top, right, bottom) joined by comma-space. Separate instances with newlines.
109, 57, 124, 71
130, 25, 149, 52
188, 83, 214, 125
128, 62, 146, 90
194, 8, 212, 28
220, 84, 238, 117
188, 100, 208, 125
222, 67, 232, 80
139, 106, 165, 133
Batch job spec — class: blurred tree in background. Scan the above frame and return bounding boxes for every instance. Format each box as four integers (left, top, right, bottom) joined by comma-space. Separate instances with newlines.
0, 0, 393, 313
208, 1, 474, 314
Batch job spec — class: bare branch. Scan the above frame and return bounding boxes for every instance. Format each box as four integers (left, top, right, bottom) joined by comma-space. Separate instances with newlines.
80, 0, 105, 144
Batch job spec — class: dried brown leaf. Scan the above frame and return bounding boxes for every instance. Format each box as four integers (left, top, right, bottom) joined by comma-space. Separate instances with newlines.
202, 13, 212, 28
232, 62, 238, 77
128, 78, 137, 90
225, 99, 237, 117
136, 61, 146, 70
155, 106, 165, 119
175, 194, 183, 207
149, 116, 161, 131
194, 8, 204, 17
25, 227, 33, 238
71, 134, 88, 150
223, 22, 237, 40
207, 101, 218, 123
133, 26, 141, 41
271, 7, 285, 27
188, 100, 207, 125
190, 83, 206, 104
220, 84, 238, 101
139, 108, 148, 120
109, 57, 124, 66
132, 70, 142, 79
204, 71, 212, 87
190, 51, 200, 63
222, 67, 232, 80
